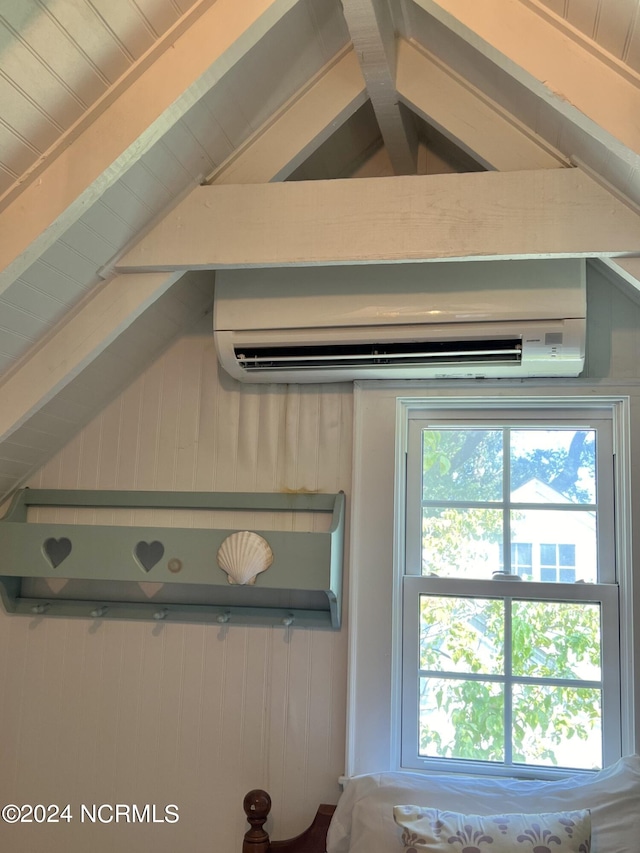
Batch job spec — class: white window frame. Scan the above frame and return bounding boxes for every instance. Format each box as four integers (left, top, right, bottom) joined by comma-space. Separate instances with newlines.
402, 409, 619, 775
347, 384, 636, 780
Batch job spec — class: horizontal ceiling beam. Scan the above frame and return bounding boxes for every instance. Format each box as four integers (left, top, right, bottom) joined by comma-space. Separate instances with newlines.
206, 47, 368, 184
396, 37, 567, 171
0, 272, 183, 445
116, 169, 640, 270
412, 0, 640, 164
0, 0, 298, 298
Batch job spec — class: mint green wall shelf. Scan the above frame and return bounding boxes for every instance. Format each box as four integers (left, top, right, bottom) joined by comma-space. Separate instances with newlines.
0, 489, 345, 628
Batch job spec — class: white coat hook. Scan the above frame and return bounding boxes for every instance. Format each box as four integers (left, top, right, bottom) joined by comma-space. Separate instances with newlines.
282, 614, 295, 627
153, 608, 168, 621
90, 606, 108, 618
216, 610, 231, 624
31, 602, 50, 615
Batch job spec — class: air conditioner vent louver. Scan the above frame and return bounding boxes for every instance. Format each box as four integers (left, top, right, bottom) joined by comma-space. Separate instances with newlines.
213, 260, 586, 383
236, 338, 523, 372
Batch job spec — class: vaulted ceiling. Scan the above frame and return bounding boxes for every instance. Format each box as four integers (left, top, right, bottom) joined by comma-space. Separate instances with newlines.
0, 0, 639, 501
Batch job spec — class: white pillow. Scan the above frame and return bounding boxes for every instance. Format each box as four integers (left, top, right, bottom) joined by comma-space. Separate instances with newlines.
393, 806, 591, 853
326, 754, 640, 853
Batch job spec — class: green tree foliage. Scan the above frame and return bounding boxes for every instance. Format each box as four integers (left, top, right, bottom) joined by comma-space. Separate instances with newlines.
422, 428, 595, 503
419, 597, 601, 766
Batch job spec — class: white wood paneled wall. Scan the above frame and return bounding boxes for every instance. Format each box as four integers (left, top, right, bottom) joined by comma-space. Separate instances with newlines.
0, 329, 352, 853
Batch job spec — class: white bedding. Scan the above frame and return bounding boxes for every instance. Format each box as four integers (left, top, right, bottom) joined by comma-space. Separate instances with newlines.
327, 755, 640, 853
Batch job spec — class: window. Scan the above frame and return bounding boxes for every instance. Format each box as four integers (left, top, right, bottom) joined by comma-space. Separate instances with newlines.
401, 412, 620, 774
347, 389, 634, 780
540, 543, 576, 583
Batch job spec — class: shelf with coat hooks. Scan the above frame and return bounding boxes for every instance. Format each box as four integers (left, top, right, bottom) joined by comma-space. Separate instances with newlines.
0, 488, 345, 628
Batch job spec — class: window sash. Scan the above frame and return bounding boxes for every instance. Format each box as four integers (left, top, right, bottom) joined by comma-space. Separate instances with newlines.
405, 412, 615, 583
401, 575, 621, 775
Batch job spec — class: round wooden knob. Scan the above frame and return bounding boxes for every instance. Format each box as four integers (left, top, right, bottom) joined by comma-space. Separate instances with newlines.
243, 789, 272, 851
244, 789, 271, 822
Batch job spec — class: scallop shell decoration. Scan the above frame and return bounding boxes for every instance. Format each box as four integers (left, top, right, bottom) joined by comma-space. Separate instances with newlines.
216, 531, 274, 585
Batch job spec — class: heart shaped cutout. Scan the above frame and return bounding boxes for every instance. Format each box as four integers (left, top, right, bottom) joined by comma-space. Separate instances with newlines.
43, 537, 72, 568
134, 540, 164, 573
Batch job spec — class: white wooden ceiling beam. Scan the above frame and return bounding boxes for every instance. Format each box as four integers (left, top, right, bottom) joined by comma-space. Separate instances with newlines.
206, 47, 368, 185
342, 0, 419, 174
116, 169, 640, 270
412, 0, 640, 165
0, 272, 183, 445
601, 258, 640, 296
0, 0, 299, 298
396, 38, 568, 172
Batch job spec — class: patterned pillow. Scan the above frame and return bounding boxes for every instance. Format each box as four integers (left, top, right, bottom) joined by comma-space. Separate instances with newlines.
393, 806, 591, 853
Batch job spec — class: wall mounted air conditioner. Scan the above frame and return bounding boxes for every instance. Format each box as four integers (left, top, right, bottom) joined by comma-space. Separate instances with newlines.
213, 259, 586, 383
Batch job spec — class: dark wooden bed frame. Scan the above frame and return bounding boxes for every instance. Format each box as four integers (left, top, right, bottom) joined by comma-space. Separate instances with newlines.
242, 790, 336, 853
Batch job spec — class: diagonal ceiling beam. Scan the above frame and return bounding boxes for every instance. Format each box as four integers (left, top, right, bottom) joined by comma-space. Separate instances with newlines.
205, 47, 367, 185
396, 37, 568, 171
0, 271, 183, 445
116, 169, 640, 270
342, 0, 419, 174
0, 0, 299, 299
0, 49, 367, 472
601, 257, 640, 297
412, 0, 640, 166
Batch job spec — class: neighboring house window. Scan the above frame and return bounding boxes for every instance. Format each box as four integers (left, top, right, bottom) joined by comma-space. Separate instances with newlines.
540, 543, 576, 583
402, 410, 619, 774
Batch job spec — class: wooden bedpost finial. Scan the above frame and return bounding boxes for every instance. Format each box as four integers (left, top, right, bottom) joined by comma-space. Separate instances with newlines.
243, 789, 272, 852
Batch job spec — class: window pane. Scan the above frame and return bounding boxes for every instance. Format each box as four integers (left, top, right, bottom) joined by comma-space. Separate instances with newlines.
422, 508, 503, 577
512, 601, 601, 680
422, 429, 503, 502
559, 544, 576, 566
510, 429, 596, 504
511, 509, 596, 582
513, 685, 602, 769
419, 595, 504, 674
419, 677, 504, 761
540, 543, 556, 566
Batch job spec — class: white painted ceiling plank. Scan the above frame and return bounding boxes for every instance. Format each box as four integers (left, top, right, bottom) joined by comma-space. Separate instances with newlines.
117, 169, 640, 270
0, 1, 109, 104
206, 47, 367, 184
0, 0, 299, 299
413, 0, 640, 167
0, 271, 183, 444
396, 38, 568, 171
342, 0, 418, 174
534, 0, 640, 70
